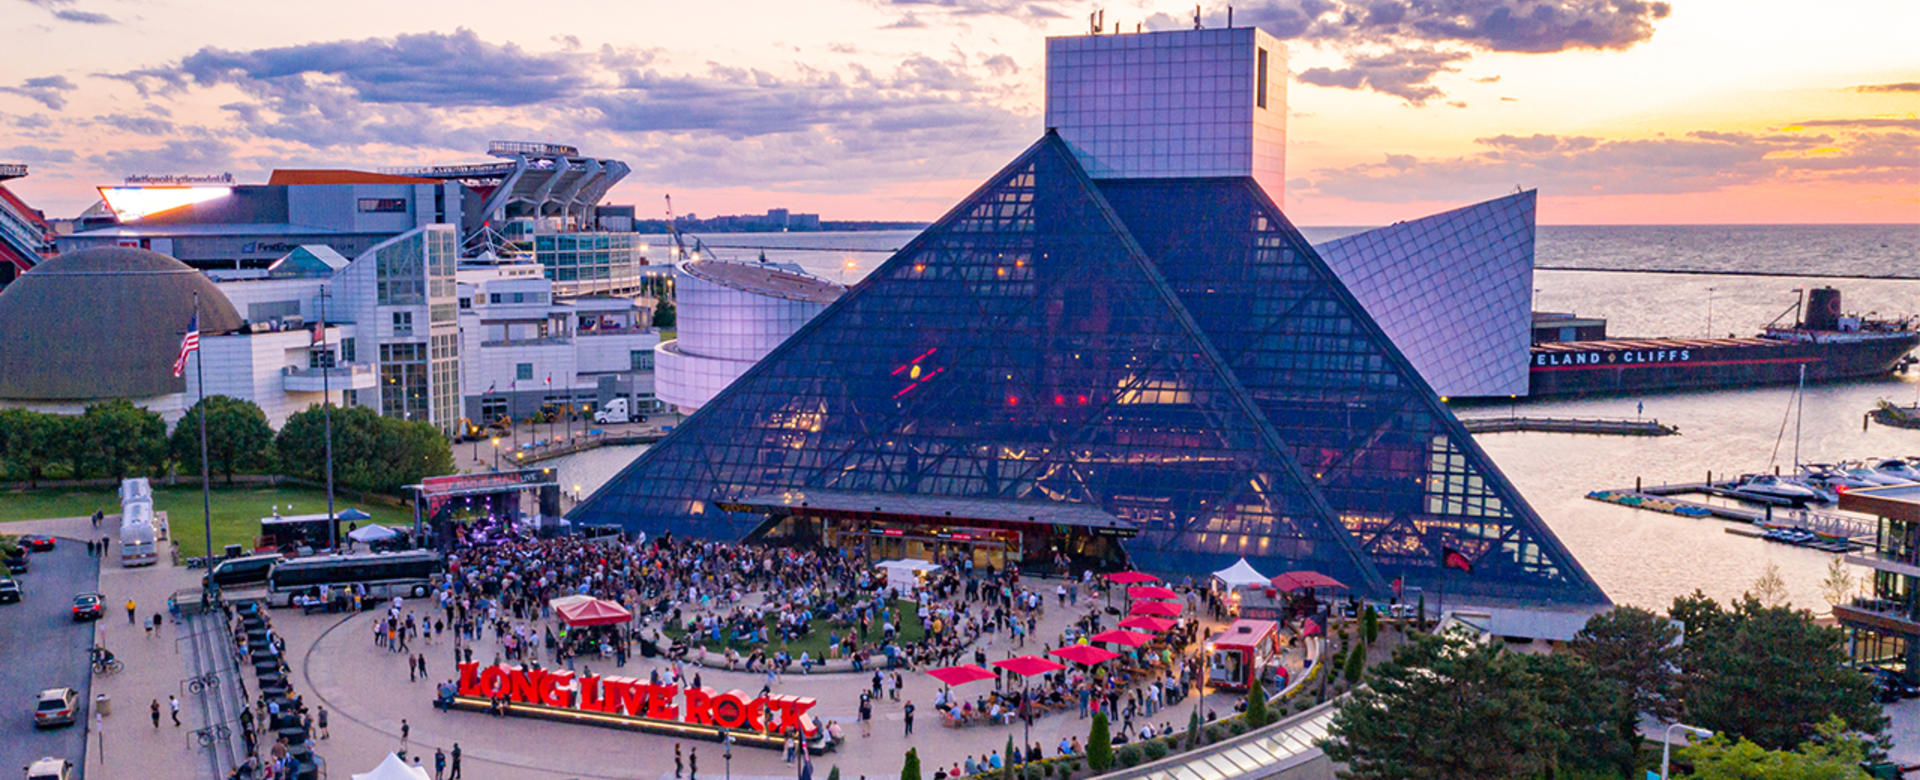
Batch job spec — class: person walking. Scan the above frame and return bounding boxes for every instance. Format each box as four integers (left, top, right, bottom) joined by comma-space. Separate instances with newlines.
674, 743, 684, 778
449, 743, 462, 779
317, 706, 329, 739
689, 746, 698, 780
169, 695, 180, 726
903, 700, 915, 736
434, 748, 447, 780
400, 718, 410, 752
127, 599, 137, 624
858, 693, 872, 737
409, 654, 417, 682
150, 698, 161, 728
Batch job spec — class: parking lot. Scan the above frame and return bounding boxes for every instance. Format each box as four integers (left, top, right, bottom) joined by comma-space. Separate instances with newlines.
0, 539, 100, 777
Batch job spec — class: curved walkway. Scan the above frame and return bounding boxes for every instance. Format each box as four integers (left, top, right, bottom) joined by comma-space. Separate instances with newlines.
1101, 701, 1338, 780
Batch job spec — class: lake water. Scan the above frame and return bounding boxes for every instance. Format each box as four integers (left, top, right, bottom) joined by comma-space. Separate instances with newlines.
578, 225, 1920, 610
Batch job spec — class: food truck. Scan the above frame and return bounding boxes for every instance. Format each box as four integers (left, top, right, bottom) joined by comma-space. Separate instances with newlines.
1206, 619, 1284, 691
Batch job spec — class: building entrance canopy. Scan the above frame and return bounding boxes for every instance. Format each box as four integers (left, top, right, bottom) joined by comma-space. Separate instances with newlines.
722, 489, 1136, 535
727, 489, 1136, 573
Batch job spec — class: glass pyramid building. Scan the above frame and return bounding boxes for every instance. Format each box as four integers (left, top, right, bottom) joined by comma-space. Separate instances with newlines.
570, 133, 1606, 606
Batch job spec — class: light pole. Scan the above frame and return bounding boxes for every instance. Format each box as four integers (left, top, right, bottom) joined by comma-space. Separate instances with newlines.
1661, 723, 1714, 779
1706, 286, 1716, 336
491, 438, 500, 471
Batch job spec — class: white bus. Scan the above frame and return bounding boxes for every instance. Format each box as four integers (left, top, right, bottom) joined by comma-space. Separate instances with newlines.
265, 550, 444, 607
120, 501, 157, 567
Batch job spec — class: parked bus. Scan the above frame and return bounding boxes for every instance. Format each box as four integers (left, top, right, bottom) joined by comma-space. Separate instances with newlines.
1206, 619, 1284, 691
266, 550, 444, 607
119, 498, 157, 567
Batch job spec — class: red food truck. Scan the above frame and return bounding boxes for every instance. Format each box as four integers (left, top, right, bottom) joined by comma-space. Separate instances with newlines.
1206, 619, 1285, 691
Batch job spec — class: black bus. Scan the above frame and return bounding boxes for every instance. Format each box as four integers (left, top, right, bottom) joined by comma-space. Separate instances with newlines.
266, 550, 444, 607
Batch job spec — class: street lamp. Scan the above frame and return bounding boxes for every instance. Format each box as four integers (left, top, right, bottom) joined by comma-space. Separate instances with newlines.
491, 438, 500, 471
1661, 723, 1714, 779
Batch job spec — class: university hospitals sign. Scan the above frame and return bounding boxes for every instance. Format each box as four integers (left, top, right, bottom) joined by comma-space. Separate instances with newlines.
451, 662, 821, 748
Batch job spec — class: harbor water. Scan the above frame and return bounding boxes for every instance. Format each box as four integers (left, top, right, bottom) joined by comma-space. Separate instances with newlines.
563, 225, 1919, 610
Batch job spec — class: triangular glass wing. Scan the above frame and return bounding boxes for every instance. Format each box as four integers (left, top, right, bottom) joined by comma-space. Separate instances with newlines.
1098, 178, 1605, 605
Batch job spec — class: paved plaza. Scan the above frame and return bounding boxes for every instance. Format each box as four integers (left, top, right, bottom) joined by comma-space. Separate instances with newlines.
7, 511, 1279, 779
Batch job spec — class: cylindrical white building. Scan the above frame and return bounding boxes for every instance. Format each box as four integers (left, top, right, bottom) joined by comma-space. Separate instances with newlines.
654, 259, 843, 412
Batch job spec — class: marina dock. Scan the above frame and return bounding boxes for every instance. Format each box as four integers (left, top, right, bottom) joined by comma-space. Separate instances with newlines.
1586, 480, 1876, 552
1460, 416, 1677, 436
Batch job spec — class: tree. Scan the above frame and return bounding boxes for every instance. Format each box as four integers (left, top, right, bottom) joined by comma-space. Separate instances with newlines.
1678, 717, 1873, 780
1362, 605, 1379, 644
1569, 605, 1682, 719
1750, 562, 1790, 607
0, 409, 65, 485
1523, 651, 1640, 777
652, 299, 677, 328
1821, 556, 1856, 608
276, 405, 452, 494
1320, 630, 1563, 780
1670, 589, 1728, 644
1343, 640, 1367, 686
1187, 708, 1202, 748
170, 395, 276, 484
900, 748, 921, 780
827, 767, 841, 780
1244, 677, 1270, 728
1680, 595, 1888, 751
1003, 735, 1016, 780
75, 400, 167, 479
1086, 712, 1114, 772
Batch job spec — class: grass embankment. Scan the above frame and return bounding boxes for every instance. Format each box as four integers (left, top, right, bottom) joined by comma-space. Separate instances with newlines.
663, 599, 927, 659
0, 484, 411, 555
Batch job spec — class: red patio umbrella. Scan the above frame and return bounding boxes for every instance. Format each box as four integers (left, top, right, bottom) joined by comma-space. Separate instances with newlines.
1128, 600, 1183, 617
1119, 616, 1177, 633
1127, 585, 1179, 601
1300, 617, 1323, 637
1090, 629, 1153, 648
1049, 645, 1122, 665
1270, 571, 1348, 592
554, 597, 633, 627
1104, 571, 1159, 585
992, 655, 1067, 677
926, 664, 997, 686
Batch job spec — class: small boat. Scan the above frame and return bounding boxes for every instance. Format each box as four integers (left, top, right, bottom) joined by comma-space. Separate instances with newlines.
1729, 474, 1826, 505
1842, 463, 1911, 486
1867, 458, 1920, 483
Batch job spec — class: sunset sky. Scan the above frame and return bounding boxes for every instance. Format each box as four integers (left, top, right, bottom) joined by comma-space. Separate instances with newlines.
1, 0, 1915, 225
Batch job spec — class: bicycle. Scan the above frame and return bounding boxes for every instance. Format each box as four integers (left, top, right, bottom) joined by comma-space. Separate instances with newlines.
92, 656, 124, 675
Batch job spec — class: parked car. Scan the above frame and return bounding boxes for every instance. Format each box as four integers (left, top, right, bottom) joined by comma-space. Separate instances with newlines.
0, 578, 20, 604
1865, 666, 1919, 699
24, 757, 74, 780
32, 688, 77, 728
17, 535, 55, 552
70, 593, 102, 622
3, 547, 26, 574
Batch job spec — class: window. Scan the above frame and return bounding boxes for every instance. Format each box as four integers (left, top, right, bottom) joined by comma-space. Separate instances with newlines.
490, 293, 502, 304
341, 337, 356, 363
1256, 48, 1268, 109
358, 198, 407, 213
391, 311, 414, 336
459, 297, 471, 310
516, 363, 533, 381
630, 350, 654, 371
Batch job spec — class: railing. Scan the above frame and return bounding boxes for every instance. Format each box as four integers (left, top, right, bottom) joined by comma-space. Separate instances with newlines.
281, 364, 374, 380
0, 162, 26, 178
490, 140, 581, 158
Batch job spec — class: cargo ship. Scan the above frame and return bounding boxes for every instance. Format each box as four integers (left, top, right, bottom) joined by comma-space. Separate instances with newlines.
1528, 287, 1919, 397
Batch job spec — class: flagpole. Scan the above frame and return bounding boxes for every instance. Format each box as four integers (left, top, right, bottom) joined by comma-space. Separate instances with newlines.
319, 285, 336, 551
193, 293, 212, 563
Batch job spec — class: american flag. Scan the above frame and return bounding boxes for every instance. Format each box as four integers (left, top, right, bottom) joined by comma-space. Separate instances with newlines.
172, 312, 200, 377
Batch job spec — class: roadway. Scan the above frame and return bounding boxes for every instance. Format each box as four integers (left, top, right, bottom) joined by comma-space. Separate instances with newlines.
0, 539, 100, 777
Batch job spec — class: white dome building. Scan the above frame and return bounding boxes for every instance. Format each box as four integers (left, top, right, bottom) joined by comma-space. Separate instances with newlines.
654, 259, 843, 412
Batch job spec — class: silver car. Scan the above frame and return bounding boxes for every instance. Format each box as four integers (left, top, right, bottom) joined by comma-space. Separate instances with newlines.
32, 688, 77, 729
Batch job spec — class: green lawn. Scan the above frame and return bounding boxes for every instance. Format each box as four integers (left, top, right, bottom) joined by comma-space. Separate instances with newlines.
663, 599, 927, 658
0, 484, 412, 556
